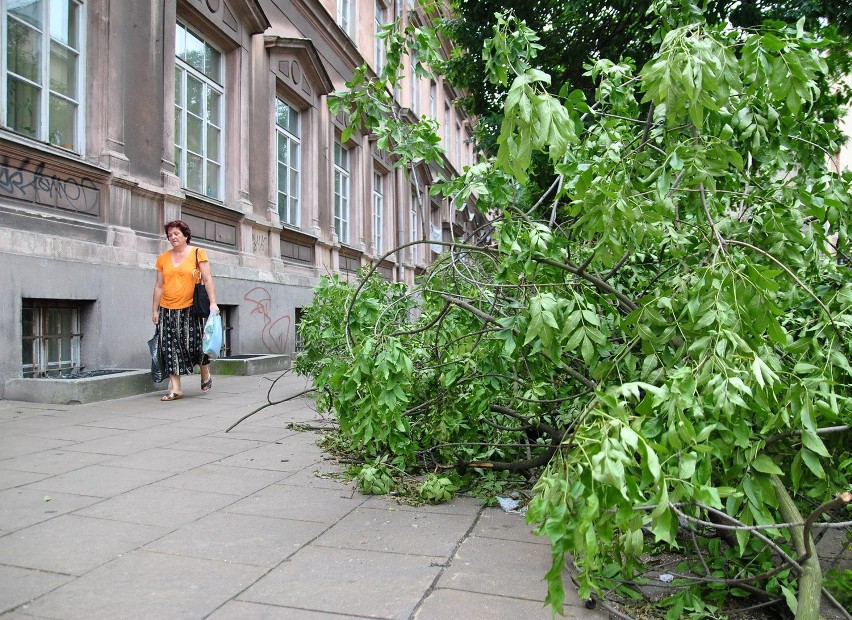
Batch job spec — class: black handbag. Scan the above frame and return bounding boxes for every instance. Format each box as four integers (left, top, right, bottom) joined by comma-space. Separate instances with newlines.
148, 326, 165, 383
190, 248, 210, 317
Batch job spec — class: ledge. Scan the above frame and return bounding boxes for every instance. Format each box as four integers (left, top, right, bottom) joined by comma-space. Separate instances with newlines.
209, 354, 291, 376
4, 370, 163, 405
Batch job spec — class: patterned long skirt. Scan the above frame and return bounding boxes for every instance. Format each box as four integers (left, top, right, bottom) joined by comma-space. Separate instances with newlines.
158, 306, 209, 377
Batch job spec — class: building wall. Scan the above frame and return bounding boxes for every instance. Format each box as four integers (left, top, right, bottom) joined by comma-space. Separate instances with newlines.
0, 0, 481, 391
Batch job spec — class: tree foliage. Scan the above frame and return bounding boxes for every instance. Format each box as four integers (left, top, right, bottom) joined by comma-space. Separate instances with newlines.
296, 1, 851, 617
441, 0, 852, 169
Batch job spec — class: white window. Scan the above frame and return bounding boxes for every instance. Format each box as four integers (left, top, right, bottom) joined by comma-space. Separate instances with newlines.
337, 0, 352, 36
275, 98, 301, 227
21, 300, 82, 377
410, 191, 419, 264
429, 81, 436, 119
374, 1, 386, 75
373, 171, 384, 255
444, 103, 450, 148
410, 67, 419, 115
2, 0, 84, 150
456, 121, 462, 167
334, 142, 350, 244
174, 22, 223, 199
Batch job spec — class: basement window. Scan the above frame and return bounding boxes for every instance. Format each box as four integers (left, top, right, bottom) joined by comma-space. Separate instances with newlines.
22, 300, 83, 377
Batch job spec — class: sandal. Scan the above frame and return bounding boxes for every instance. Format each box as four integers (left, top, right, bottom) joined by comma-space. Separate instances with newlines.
161, 392, 184, 401
201, 377, 213, 393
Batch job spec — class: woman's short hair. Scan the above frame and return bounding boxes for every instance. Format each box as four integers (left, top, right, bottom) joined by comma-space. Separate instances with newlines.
164, 220, 192, 243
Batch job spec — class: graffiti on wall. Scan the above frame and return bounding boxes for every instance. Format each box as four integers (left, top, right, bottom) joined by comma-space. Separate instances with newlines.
243, 286, 291, 354
0, 155, 101, 215
252, 232, 267, 254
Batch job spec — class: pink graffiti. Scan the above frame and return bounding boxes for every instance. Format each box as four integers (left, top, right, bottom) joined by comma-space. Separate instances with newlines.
243, 287, 291, 353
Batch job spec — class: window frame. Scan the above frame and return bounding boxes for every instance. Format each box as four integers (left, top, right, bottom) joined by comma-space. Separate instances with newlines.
21, 299, 83, 378
410, 192, 419, 265
337, 0, 353, 36
174, 21, 225, 200
275, 97, 301, 228
333, 141, 351, 245
1, 0, 85, 151
374, 1, 387, 74
373, 170, 384, 255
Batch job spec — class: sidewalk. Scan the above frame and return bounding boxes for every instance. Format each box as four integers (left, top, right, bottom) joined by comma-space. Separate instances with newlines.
0, 373, 610, 620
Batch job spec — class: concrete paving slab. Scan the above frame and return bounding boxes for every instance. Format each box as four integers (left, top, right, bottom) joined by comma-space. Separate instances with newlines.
437, 535, 574, 605
239, 546, 443, 619
162, 435, 265, 455
0, 417, 75, 436
207, 600, 365, 619
143, 511, 327, 567
362, 493, 484, 517
315, 505, 478, 558
0, 449, 112, 476
0, 487, 101, 533
472, 508, 550, 545
78, 415, 173, 431
0, 470, 50, 491
75, 484, 237, 528
155, 463, 288, 495
102, 447, 223, 473
0, 514, 166, 575
226, 482, 365, 524
21, 550, 267, 620
0, 564, 72, 615
414, 587, 592, 619
0, 436, 75, 459
25, 424, 125, 443
272, 460, 352, 490
215, 438, 323, 472
209, 424, 297, 442
66, 425, 202, 456
24, 464, 172, 498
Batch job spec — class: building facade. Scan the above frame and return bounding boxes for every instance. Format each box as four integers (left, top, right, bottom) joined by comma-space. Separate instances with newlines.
0, 0, 482, 390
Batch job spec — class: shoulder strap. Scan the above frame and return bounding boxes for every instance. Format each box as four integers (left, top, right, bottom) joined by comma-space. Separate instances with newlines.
194, 248, 201, 283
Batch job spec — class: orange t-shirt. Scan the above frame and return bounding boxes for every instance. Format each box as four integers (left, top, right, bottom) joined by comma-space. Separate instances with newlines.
156, 247, 208, 309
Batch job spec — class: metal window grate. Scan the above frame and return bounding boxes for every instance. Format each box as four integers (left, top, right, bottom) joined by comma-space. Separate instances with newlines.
21, 300, 83, 378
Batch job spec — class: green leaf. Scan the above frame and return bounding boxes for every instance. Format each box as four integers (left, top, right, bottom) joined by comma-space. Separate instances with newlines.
800, 448, 825, 479
801, 431, 830, 457
751, 454, 783, 475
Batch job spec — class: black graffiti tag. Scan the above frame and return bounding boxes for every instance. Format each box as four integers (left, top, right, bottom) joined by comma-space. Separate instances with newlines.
0, 156, 100, 215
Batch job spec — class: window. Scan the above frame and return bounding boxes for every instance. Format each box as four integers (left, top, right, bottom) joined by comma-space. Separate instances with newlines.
275, 98, 301, 227
410, 67, 419, 115
443, 103, 450, 148
337, 0, 352, 36
333, 142, 350, 244
294, 307, 304, 352
429, 81, 436, 119
373, 171, 384, 255
340, 253, 360, 273
456, 121, 462, 167
21, 299, 82, 377
2, 0, 83, 150
374, 2, 386, 75
174, 22, 223, 199
410, 191, 419, 264
218, 305, 232, 358
281, 238, 313, 263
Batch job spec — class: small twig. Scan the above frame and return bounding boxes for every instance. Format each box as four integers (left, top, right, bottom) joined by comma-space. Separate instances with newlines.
226, 387, 317, 432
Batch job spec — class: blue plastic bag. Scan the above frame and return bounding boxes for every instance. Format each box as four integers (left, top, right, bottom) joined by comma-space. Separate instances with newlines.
202, 312, 223, 359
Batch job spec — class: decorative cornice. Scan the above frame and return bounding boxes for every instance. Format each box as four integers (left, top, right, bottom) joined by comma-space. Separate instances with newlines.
263, 36, 334, 94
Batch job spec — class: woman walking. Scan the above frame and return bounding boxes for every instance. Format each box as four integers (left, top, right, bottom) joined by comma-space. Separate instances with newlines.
152, 220, 219, 401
